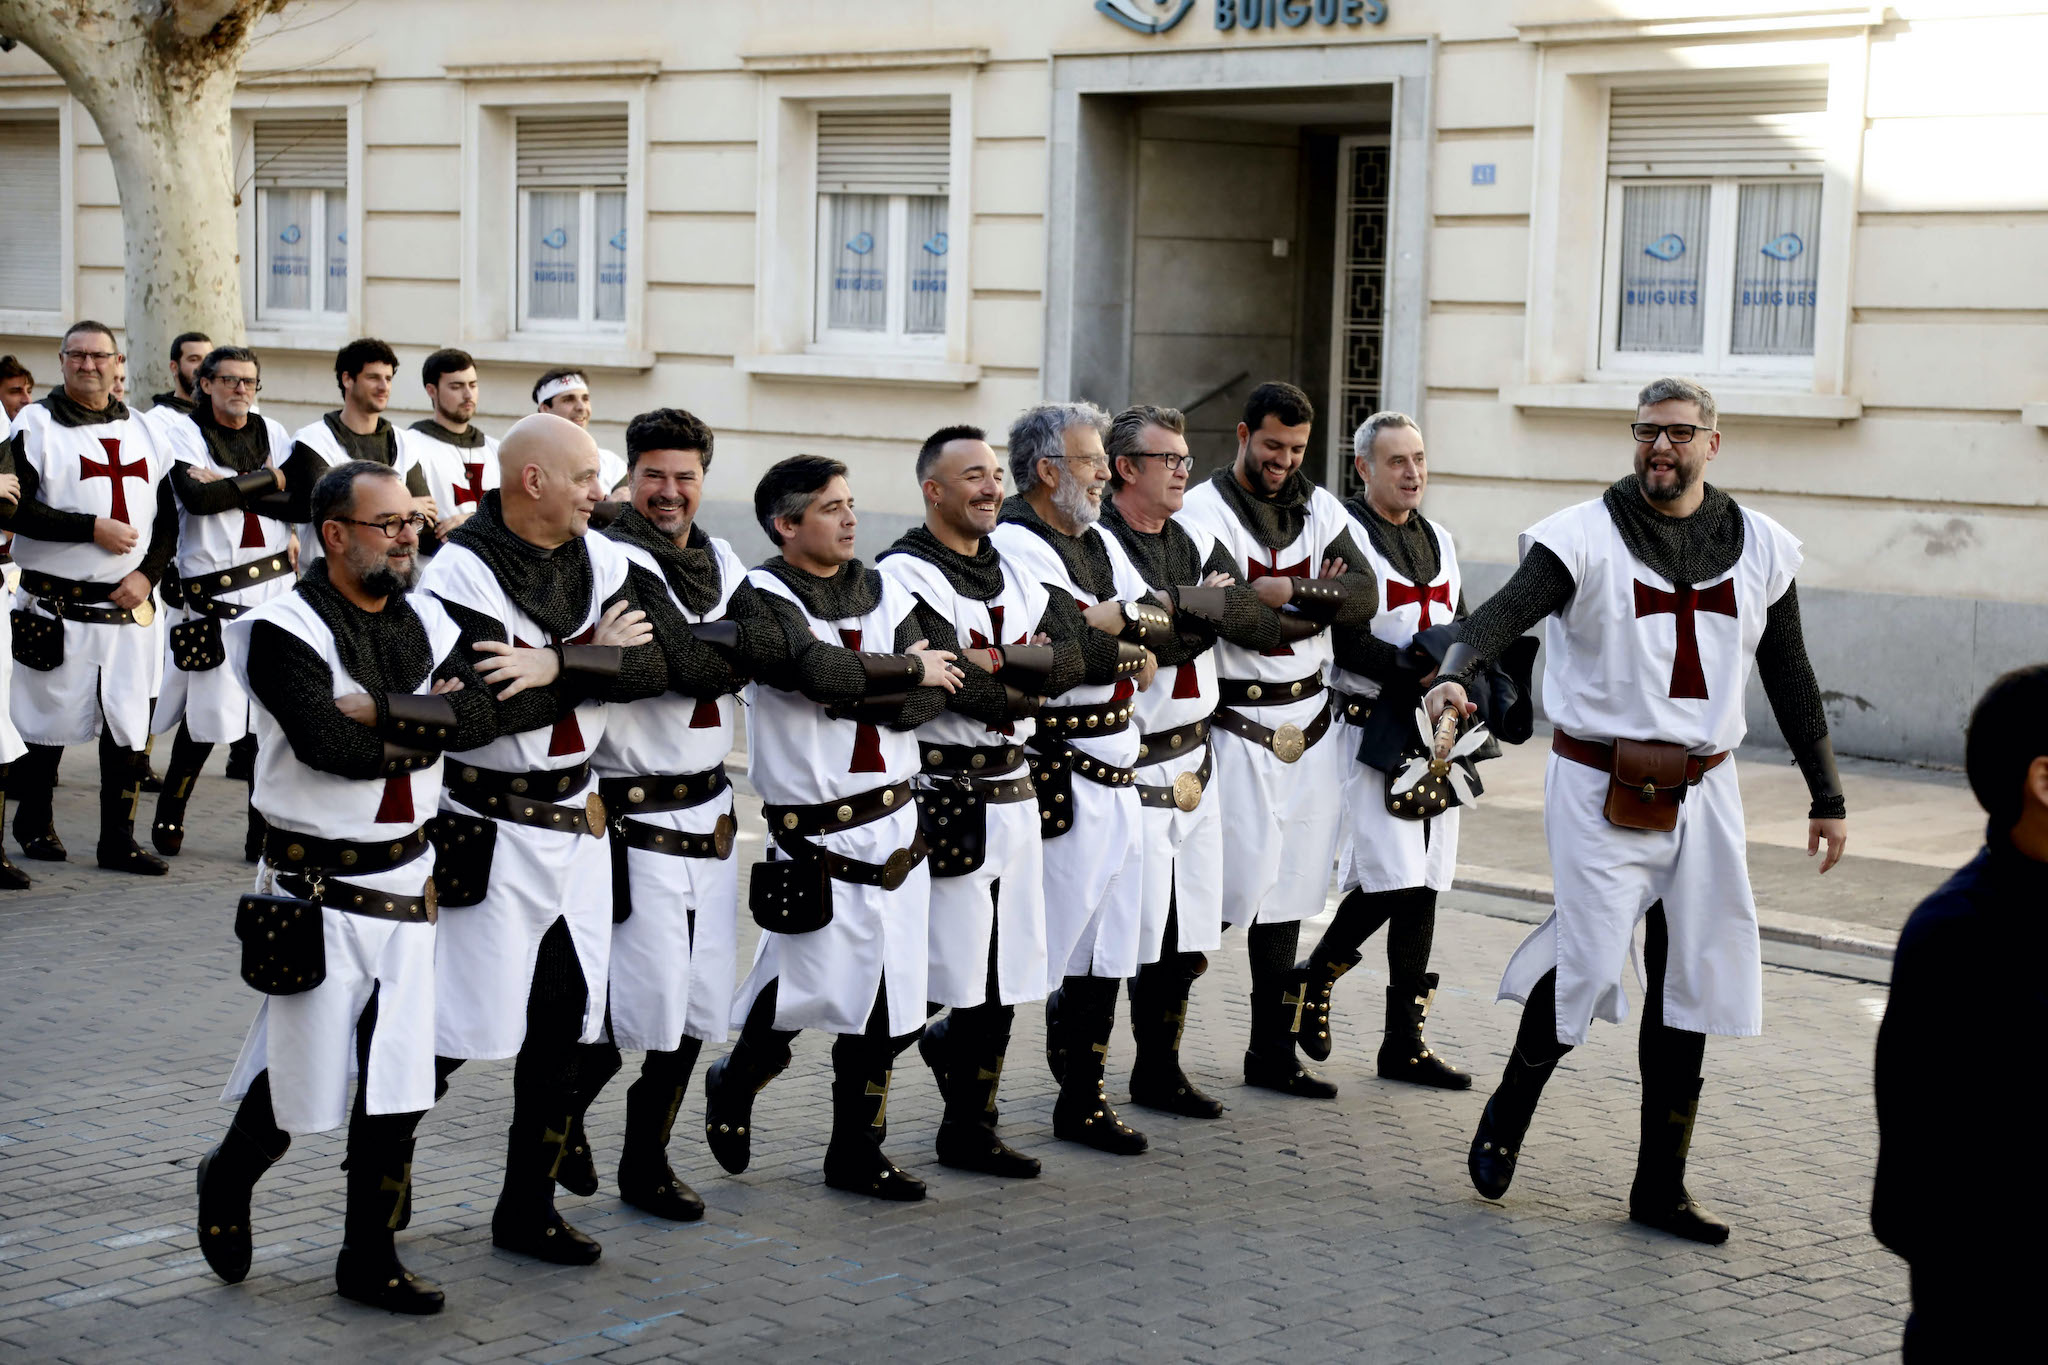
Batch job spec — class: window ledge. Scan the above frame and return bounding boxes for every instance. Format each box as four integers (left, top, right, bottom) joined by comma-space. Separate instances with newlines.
1513, 5, 1886, 45
738, 352, 981, 389
464, 338, 655, 372
244, 325, 353, 355
2021, 403, 2048, 430
0, 313, 68, 339
1503, 383, 1861, 426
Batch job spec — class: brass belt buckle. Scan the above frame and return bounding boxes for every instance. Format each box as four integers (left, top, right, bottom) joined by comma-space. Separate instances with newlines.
880, 847, 916, 891
712, 812, 736, 860
1271, 722, 1307, 764
130, 599, 155, 627
584, 792, 608, 836
1172, 770, 1203, 812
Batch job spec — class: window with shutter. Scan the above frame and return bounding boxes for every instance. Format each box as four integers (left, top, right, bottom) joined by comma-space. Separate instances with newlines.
0, 119, 62, 314
516, 114, 630, 332
253, 118, 349, 321
813, 106, 951, 350
1601, 80, 1825, 375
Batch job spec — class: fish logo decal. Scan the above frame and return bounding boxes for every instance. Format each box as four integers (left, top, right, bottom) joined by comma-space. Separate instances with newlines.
921, 231, 949, 256
542, 228, 569, 250
1643, 233, 1686, 262
608, 229, 627, 251
1096, 0, 1194, 35
279, 224, 302, 245
1761, 233, 1805, 261
845, 231, 875, 256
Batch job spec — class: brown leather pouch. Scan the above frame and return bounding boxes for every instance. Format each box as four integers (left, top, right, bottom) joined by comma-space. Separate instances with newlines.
1602, 738, 1690, 832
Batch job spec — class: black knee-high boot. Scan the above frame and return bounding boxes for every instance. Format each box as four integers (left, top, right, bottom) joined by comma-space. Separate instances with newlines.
617, 1039, 707, 1220
1376, 892, 1469, 1088
1051, 975, 1148, 1154
1469, 971, 1574, 1199
150, 723, 212, 856
1290, 887, 1396, 1061
492, 919, 601, 1265
823, 1016, 927, 1201
225, 732, 258, 783
1128, 898, 1223, 1118
196, 1071, 291, 1284
97, 728, 167, 875
702, 983, 796, 1175
334, 989, 443, 1312
924, 1002, 1041, 1176
1245, 920, 1337, 1098
1629, 904, 1728, 1243
12, 742, 64, 861
549, 1039, 620, 1199
0, 765, 30, 889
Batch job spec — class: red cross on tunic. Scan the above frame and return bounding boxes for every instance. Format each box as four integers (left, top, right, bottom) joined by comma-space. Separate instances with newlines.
514, 625, 599, 755
454, 461, 486, 508
969, 605, 1028, 735
687, 612, 724, 729
373, 769, 415, 823
1247, 553, 1309, 656
1385, 578, 1451, 631
1633, 577, 1738, 700
80, 439, 148, 525
839, 627, 886, 772
237, 468, 276, 550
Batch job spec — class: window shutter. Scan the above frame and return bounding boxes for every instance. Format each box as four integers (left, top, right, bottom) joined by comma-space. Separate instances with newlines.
517, 115, 628, 189
253, 119, 347, 188
1607, 82, 1828, 178
0, 119, 61, 311
816, 108, 950, 196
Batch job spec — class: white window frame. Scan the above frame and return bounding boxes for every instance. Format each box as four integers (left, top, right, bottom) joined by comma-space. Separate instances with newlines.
812, 189, 948, 357
1597, 175, 1820, 383
0, 90, 76, 336
231, 86, 365, 352
253, 178, 348, 327
515, 185, 628, 336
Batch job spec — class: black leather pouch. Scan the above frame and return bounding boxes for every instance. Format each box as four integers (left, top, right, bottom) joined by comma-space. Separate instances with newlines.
916, 781, 989, 875
425, 813, 497, 907
1027, 746, 1075, 840
234, 893, 326, 995
170, 615, 225, 672
11, 609, 61, 672
749, 849, 834, 934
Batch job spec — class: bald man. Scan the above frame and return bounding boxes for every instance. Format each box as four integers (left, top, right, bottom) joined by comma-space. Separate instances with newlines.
418, 413, 666, 1267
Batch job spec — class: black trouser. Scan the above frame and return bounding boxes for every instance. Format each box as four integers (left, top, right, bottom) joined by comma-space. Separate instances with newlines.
1508, 902, 1705, 1087
1311, 885, 1437, 980
1245, 918, 1302, 1055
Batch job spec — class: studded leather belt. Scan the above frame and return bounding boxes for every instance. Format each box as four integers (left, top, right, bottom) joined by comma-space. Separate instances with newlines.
916, 770, 1037, 804
616, 811, 736, 860
18, 570, 152, 626
180, 552, 293, 619
1212, 694, 1334, 764
1133, 718, 1210, 769
447, 758, 604, 837
919, 741, 1025, 776
1034, 696, 1135, 737
276, 870, 435, 924
1551, 729, 1728, 783
1330, 688, 1377, 726
1028, 732, 1137, 789
1133, 746, 1212, 812
764, 780, 915, 838
598, 764, 730, 816
1216, 671, 1324, 708
265, 824, 432, 877
770, 826, 928, 891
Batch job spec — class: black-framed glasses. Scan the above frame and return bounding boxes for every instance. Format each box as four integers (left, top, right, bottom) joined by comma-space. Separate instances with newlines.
1133, 452, 1195, 473
333, 513, 429, 539
211, 376, 261, 392
1630, 422, 1705, 445
62, 349, 117, 364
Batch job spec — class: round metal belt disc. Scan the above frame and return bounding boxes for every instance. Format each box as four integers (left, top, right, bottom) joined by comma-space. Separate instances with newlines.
1172, 770, 1203, 812
712, 812, 736, 860
1271, 722, 1307, 764
880, 847, 916, 892
423, 876, 439, 919
585, 792, 608, 837
130, 599, 155, 627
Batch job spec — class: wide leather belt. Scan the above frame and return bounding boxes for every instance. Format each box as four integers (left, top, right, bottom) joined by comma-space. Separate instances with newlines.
915, 770, 1037, 804
180, 552, 294, 619
771, 826, 929, 891
1035, 696, 1135, 737
765, 780, 914, 838
1134, 746, 1212, 812
265, 824, 432, 877
19, 570, 151, 626
1133, 718, 1210, 768
1216, 671, 1323, 708
1552, 729, 1729, 784
1213, 694, 1334, 764
598, 764, 731, 816
275, 869, 436, 924
616, 811, 736, 860
1028, 732, 1137, 788
920, 741, 1026, 776
447, 758, 604, 837
1331, 688, 1377, 725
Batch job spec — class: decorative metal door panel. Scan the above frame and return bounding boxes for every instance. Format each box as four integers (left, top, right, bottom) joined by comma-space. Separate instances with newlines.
1330, 138, 1390, 497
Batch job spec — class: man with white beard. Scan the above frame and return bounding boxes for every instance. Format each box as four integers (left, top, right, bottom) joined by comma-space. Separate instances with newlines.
991, 402, 1165, 1155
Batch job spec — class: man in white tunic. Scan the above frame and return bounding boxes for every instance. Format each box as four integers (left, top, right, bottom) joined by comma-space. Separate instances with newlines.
198, 459, 500, 1313
420, 413, 663, 1264
279, 338, 437, 571
992, 403, 1163, 1156
408, 348, 498, 543
5, 320, 179, 875
1441, 378, 1850, 1243
0, 378, 33, 889
1176, 382, 1379, 1099
149, 347, 295, 864
702, 455, 962, 1201
878, 425, 1076, 1178
587, 407, 749, 1222
1099, 404, 1316, 1120
532, 368, 629, 496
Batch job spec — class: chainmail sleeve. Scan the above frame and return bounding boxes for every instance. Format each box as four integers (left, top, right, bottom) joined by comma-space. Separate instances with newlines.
884, 611, 957, 730
1333, 627, 1403, 682
245, 621, 388, 779
1455, 543, 1576, 664
580, 580, 670, 704
1195, 539, 1298, 654
435, 597, 579, 738
137, 479, 178, 587
625, 564, 744, 699
1032, 596, 1092, 696
429, 640, 501, 752
907, 594, 1010, 725
1320, 526, 1380, 626
1755, 583, 1847, 819
726, 583, 868, 704
1037, 587, 1126, 687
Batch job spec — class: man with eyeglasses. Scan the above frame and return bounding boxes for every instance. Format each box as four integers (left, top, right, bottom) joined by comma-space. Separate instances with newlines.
3, 320, 179, 876
198, 458, 504, 1314
280, 338, 438, 570
148, 347, 295, 866
1176, 381, 1379, 1102
992, 402, 1166, 1157
419, 412, 662, 1266
1431, 376, 1849, 1244
1099, 404, 1313, 1119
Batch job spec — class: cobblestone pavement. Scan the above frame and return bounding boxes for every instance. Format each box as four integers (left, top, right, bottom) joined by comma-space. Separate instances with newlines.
0, 745, 1910, 1363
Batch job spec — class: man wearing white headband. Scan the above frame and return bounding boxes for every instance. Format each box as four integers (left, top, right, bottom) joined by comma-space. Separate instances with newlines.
533, 368, 629, 499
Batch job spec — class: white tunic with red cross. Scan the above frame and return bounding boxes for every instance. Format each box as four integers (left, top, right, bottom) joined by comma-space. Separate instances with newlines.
154, 411, 295, 743
732, 567, 931, 1036
217, 588, 463, 1134
420, 534, 630, 1059
596, 535, 748, 1050
1332, 511, 1465, 895
412, 432, 501, 534
878, 546, 1051, 1008
1496, 496, 1803, 1045
7, 398, 169, 749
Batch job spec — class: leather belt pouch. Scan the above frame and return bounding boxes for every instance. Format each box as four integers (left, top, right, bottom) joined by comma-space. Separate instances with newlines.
424, 813, 497, 907
10, 609, 61, 672
170, 615, 225, 672
917, 781, 989, 877
235, 893, 326, 995
1026, 745, 1076, 840
750, 848, 834, 934
1603, 738, 1690, 833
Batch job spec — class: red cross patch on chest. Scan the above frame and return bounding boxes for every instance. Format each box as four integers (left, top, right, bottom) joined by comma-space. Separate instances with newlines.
80, 439, 148, 525
455, 461, 486, 507
1634, 577, 1738, 700
838, 627, 886, 772
1385, 578, 1451, 630
1248, 553, 1309, 656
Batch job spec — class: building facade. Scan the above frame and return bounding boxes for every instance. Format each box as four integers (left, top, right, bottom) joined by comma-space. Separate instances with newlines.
3, 0, 2042, 764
